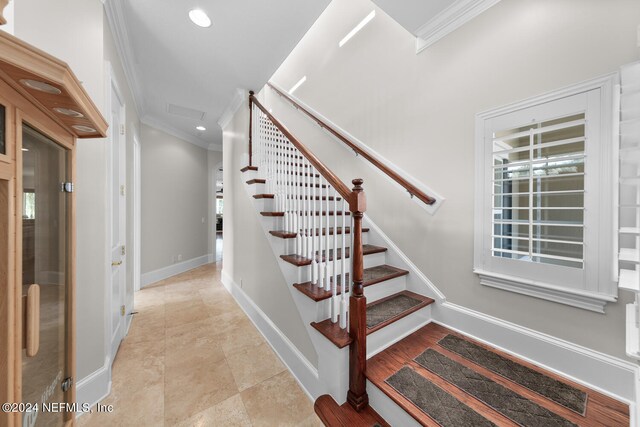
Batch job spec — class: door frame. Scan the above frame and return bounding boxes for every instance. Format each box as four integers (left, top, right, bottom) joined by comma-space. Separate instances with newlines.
105, 63, 127, 366
133, 127, 141, 293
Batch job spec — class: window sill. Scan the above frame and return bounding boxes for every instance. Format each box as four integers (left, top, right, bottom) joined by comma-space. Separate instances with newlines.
473, 269, 617, 313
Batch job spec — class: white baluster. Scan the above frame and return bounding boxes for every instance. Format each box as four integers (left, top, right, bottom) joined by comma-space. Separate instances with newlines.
331, 191, 339, 323
318, 176, 325, 290
323, 183, 330, 290
295, 152, 302, 255
284, 143, 290, 232
310, 166, 318, 285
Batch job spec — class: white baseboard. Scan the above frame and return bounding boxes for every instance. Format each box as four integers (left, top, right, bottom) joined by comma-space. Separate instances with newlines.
75, 357, 112, 416
141, 254, 212, 287
221, 270, 322, 401
433, 301, 640, 404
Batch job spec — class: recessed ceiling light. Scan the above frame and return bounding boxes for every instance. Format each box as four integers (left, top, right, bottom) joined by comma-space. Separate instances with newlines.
21, 148, 29, 152
289, 76, 307, 95
196, 125, 206, 131
54, 107, 84, 118
72, 125, 97, 133
339, 10, 375, 47
189, 9, 212, 28
19, 79, 62, 95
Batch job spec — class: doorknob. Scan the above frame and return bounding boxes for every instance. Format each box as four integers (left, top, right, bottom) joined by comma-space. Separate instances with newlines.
23, 284, 40, 357
111, 260, 122, 266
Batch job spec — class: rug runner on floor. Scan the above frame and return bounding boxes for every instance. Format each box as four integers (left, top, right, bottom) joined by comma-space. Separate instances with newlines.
438, 334, 587, 414
385, 366, 497, 427
415, 348, 577, 427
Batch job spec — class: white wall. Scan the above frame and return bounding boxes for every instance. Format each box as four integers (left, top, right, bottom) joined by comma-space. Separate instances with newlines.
222, 103, 319, 367
140, 124, 209, 275
266, 0, 640, 360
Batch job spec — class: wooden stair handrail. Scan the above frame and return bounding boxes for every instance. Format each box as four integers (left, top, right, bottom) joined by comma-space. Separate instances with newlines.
250, 94, 355, 207
267, 82, 436, 206
249, 92, 369, 411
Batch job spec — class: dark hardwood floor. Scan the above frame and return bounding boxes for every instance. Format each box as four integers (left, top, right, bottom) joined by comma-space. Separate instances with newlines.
366, 323, 630, 427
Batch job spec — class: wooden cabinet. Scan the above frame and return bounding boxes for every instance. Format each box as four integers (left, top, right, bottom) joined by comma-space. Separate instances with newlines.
0, 31, 107, 427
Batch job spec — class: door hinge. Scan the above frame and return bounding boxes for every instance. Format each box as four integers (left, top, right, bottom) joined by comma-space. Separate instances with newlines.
120, 124, 125, 135
121, 246, 126, 256
120, 305, 125, 316
61, 182, 74, 193
61, 377, 73, 393
120, 184, 125, 196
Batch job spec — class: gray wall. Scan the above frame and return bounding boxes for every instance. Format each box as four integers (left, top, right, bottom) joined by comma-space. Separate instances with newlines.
222, 104, 319, 367
140, 124, 209, 274
265, 0, 640, 359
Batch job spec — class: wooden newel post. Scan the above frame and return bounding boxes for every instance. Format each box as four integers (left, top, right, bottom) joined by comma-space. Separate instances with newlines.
347, 178, 368, 411
248, 90, 254, 166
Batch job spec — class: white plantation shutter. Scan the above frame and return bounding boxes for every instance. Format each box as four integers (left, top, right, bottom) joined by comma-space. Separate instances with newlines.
474, 78, 617, 312
491, 113, 586, 269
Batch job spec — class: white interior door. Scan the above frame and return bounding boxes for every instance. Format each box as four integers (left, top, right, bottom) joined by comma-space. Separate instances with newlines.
109, 82, 126, 361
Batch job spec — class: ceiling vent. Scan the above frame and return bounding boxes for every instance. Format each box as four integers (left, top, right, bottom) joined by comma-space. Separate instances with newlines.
167, 103, 206, 121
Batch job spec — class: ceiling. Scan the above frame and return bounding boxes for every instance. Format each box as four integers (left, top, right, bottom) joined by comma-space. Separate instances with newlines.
105, 0, 331, 151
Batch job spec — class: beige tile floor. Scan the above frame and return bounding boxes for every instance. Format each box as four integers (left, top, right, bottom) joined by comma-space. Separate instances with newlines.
78, 262, 323, 427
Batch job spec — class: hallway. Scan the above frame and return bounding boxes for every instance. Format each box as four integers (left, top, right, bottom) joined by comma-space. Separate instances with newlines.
79, 263, 322, 426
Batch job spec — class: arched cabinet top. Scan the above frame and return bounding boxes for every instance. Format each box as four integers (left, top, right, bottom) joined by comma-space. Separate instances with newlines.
0, 30, 108, 139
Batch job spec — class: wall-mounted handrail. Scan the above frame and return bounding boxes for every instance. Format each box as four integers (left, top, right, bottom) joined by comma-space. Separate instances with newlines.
267, 82, 437, 206
250, 94, 355, 206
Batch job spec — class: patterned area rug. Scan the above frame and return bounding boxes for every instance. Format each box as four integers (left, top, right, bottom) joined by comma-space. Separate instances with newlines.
385, 366, 496, 427
415, 349, 577, 427
438, 335, 587, 414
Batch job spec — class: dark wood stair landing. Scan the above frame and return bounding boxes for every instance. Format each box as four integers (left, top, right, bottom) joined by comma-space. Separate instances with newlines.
366, 323, 630, 427
311, 290, 434, 348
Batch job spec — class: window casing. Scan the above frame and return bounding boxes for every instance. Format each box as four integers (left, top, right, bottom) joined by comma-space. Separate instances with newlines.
474, 76, 618, 312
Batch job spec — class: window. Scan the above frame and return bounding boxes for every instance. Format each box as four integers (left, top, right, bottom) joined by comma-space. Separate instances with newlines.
474, 75, 618, 312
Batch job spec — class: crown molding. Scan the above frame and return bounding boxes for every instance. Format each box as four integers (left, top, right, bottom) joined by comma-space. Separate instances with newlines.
415, 0, 501, 53
141, 114, 216, 151
103, 0, 145, 116
218, 88, 247, 130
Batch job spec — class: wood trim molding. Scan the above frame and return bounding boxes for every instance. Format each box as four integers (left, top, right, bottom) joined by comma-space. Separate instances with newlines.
415, 0, 501, 53
0, 31, 108, 138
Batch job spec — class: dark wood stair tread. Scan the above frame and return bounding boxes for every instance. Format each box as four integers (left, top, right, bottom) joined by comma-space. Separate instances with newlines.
314, 394, 390, 427
281, 244, 387, 267
246, 178, 266, 184
240, 165, 258, 172
269, 227, 369, 239
294, 264, 408, 300
261, 211, 350, 217
253, 194, 275, 199
366, 323, 630, 427
311, 291, 433, 348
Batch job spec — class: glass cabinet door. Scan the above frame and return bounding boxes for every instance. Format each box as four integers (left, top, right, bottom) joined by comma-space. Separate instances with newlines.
21, 124, 68, 427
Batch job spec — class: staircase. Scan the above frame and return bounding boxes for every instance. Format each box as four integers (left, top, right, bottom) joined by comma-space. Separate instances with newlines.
239, 92, 631, 426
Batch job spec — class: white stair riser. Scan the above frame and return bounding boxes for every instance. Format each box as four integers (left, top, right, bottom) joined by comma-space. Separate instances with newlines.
279, 232, 370, 253
367, 307, 432, 359
256, 198, 345, 212
367, 382, 422, 427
